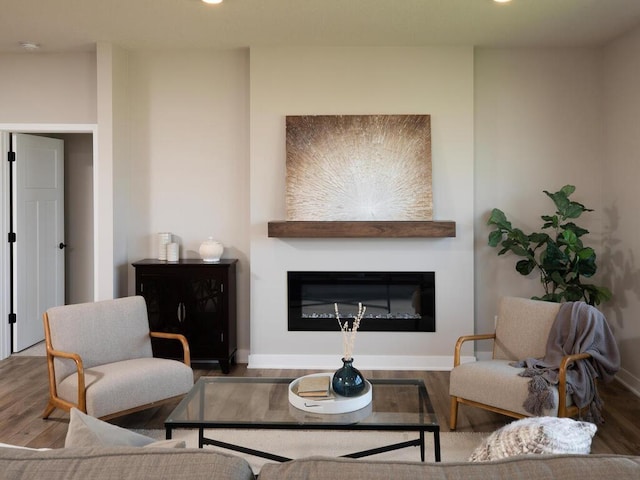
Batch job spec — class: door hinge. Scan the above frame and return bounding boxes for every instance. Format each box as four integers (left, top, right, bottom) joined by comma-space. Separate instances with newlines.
8, 313, 16, 325
221, 284, 224, 293
7, 151, 15, 162
8, 232, 16, 243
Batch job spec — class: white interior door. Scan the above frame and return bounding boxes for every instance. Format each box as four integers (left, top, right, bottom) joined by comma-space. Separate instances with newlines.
12, 133, 65, 352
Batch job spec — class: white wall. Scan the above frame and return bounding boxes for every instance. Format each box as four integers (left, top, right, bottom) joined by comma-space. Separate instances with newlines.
0, 53, 96, 124
249, 47, 475, 370
95, 43, 116, 301
126, 49, 251, 360
111, 45, 131, 298
474, 48, 605, 349
602, 25, 640, 394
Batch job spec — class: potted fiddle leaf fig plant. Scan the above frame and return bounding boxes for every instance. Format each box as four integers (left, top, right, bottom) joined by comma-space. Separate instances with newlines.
487, 184, 611, 306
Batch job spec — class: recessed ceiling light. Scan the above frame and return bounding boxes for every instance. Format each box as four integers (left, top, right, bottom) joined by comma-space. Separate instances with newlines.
19, 41, 41, 51
494, 0, 512, 3
202, 0, 223, 4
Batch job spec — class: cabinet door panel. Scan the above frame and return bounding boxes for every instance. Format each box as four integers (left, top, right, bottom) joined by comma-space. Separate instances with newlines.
140, 274, 185, 358
184, 276, 225, 357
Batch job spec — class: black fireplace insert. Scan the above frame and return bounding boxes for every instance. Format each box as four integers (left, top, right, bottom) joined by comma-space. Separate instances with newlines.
287, 271, 435, 332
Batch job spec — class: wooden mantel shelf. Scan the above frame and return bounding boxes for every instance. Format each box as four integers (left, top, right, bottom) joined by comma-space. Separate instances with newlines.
267, 221, 456, 238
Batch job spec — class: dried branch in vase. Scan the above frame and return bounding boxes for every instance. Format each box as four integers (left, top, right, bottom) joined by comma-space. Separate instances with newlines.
335, 302, 366, 361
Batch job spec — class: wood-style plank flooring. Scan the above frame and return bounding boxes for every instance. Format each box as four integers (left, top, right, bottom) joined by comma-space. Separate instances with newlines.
0, 355, 638, 455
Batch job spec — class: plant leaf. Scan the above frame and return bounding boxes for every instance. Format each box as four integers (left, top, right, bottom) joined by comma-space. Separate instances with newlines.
577, 255, 597, 277
564, 202, 587, 219
561, 229, 578, 247
544, 189, 570, 216
577, 247, 595, 260
488, 230, 503, 247
487, 209, 511, 229
562, 222, 589, 237
510, 245, 530, 257
513, 228, 530, 246
541, 214, 559, 230
564, 285, 584, 302
550, 271, 567, 286
516, 259, 536, 275
529, 232, 550, 245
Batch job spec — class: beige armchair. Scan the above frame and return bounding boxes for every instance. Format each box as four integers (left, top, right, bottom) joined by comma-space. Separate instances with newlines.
42, 296, 194, 421
449, 296, 594, 430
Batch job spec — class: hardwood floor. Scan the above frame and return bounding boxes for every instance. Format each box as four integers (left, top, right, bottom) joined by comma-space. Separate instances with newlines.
1, 355, 638, 455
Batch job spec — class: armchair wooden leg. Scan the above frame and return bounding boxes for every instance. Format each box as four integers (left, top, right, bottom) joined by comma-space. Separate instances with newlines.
449, 396, 459, 430
42, 402, 56, 420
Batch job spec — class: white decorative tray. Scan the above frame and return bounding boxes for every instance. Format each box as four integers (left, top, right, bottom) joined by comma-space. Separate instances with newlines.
288, 372, 372, 414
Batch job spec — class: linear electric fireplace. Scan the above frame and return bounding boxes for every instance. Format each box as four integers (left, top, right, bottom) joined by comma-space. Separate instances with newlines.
288, 271, 435, 332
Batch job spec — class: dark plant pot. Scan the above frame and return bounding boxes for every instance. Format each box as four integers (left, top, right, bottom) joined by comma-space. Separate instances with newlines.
332, 357, 366, 397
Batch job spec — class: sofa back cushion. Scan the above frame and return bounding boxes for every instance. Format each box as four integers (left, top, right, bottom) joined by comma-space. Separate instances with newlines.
47, 296, 153, 382
493, 296, 560, 361
0, 447, 255, 480
258, 455, 640, 480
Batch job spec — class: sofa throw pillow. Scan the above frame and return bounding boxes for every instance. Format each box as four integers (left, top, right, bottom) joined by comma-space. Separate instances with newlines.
64, 408, 185, 449
469, 416, 597, 462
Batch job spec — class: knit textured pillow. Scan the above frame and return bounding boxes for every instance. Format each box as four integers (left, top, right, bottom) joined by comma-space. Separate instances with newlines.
469, 416, 597, 462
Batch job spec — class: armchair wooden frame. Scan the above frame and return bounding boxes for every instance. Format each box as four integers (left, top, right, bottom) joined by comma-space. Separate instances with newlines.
42, 312, 192, 421
449, 332, 592, 430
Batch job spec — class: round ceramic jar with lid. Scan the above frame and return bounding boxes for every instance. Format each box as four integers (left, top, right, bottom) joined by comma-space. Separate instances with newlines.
199, 237, 224, 262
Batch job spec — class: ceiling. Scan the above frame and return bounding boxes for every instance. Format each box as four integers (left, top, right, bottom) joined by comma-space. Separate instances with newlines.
2, 0, 640, 54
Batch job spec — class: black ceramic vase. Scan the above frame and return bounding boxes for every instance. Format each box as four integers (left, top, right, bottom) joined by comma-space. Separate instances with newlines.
332, 357, 366, 397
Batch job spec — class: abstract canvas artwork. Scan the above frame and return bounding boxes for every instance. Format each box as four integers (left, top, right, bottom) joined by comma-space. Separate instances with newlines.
285, 115, 432, 221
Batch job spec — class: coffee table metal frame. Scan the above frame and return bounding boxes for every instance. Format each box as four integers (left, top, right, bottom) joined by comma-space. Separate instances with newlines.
165, 376, 440, 463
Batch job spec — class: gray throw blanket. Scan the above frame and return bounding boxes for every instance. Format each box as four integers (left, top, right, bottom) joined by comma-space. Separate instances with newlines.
511, 301, 620, 423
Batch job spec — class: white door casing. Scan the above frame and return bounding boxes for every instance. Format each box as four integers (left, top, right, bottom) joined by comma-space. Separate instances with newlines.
12, 133, 65, 352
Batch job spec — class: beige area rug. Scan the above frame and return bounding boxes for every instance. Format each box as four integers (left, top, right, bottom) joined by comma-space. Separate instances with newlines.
135, 429, 488, 473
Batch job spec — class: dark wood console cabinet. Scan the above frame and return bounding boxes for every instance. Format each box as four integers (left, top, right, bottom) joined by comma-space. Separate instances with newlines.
132, 259, 237, 373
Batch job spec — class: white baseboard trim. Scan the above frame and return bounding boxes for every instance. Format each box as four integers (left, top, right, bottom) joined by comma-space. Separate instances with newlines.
247, 354, 476, 371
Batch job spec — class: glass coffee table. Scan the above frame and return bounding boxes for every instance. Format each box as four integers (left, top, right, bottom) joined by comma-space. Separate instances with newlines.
165, 376, 441, 462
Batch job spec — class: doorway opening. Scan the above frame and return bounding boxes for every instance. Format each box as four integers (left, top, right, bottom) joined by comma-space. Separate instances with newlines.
1, 127, 95, 356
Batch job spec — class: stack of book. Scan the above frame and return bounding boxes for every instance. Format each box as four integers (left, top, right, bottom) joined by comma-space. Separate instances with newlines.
296, 375, 333, 399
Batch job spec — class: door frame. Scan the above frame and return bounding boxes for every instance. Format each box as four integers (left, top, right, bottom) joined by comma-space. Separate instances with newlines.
0, 123, 100, 360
